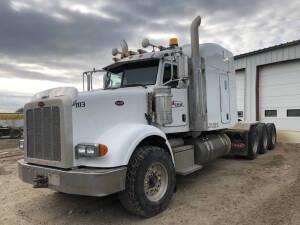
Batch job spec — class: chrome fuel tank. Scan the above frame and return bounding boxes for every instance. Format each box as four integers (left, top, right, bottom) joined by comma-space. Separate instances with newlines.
187, 133, 231, 165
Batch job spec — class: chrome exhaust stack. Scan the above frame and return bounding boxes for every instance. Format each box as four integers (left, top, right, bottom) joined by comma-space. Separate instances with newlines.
189, 16, 207, 133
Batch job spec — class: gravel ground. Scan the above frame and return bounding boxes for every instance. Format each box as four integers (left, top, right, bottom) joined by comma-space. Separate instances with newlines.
0, 138, 20, 150
0, 139, 299, 225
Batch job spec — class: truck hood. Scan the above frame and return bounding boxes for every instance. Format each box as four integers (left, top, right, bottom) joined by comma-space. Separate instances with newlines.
72, 87, 148, 145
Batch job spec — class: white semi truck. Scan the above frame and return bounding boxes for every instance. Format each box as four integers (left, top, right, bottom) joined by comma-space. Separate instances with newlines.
18, 16, 277, 217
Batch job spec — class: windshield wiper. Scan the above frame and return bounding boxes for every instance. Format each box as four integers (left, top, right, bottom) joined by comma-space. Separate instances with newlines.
122, 84, 147, 89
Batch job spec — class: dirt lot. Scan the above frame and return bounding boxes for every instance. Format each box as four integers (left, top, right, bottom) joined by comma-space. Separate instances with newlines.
0, 139, 299, 225
0, 138, 20, 150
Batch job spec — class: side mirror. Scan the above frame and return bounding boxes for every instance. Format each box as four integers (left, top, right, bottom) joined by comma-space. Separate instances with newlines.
142, 38, 150, 48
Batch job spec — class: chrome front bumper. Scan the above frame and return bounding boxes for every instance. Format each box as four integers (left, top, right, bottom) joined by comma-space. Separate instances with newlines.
18, 159, 127, 197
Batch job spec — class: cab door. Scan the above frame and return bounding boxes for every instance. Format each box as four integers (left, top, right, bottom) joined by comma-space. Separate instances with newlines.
162, 62, 188, 128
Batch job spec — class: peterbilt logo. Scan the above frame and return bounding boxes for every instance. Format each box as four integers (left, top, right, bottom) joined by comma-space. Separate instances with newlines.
172, 101, 184, 108
38, 101, 45, 107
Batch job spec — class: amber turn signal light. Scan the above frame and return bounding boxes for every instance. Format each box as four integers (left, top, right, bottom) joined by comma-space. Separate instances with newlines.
99, 144, 108, 157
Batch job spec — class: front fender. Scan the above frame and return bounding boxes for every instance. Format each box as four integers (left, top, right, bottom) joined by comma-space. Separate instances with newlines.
74, 123, 173, 168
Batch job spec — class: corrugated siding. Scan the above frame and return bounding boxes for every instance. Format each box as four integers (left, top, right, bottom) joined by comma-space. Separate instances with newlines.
234, 43, 300, 122
235, 70, 245, 121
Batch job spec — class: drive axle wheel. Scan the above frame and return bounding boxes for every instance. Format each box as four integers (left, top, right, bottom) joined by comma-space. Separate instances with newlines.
247, 125, 259, 160
257, 123, 268, 154
266, 123, 276, 150
119, 146, 176, 217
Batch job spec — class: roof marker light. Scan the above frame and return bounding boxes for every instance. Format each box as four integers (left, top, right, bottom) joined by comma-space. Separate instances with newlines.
169, 37, 179, 47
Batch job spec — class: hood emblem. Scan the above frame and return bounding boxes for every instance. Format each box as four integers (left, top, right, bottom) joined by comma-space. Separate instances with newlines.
38, 101, 45, 107
115, 100, 124, 106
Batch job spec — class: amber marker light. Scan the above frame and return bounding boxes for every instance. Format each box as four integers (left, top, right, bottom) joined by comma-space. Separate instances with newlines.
99, 144, 108, 157
169, 37, 178, 46
121, 52, 125, 59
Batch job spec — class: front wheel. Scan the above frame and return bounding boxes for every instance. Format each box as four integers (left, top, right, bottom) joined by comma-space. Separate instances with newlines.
119, 146, 176, 217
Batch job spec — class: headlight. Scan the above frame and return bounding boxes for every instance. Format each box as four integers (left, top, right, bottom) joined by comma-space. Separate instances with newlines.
77, 145, 86, 155
75, 143, 108, 158
19, 139, 24, 150
86, 146, 96, 156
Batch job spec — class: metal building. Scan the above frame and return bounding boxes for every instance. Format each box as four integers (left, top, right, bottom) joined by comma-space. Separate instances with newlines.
234, 39, 300, 143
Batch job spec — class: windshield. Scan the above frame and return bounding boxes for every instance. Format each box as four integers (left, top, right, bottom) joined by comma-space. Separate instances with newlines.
105, 59, 159, 88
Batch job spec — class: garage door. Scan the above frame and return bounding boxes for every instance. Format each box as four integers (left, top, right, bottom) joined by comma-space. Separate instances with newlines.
236, 70, 245, 121
259, 60, 300, 131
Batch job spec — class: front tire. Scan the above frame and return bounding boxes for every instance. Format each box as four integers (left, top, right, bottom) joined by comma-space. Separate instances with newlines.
119, 146, 176, 217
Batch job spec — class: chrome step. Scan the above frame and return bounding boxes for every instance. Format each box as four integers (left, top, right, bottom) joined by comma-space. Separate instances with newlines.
172, 145, 202, 176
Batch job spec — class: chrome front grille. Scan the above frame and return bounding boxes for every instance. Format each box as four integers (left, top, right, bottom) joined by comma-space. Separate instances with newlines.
26, 107, 61, 161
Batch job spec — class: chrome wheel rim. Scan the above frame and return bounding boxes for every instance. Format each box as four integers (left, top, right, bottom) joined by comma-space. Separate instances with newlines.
144, 162, 168, 202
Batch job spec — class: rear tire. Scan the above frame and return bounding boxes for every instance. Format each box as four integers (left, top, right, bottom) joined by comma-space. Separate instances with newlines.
257, 123, 268, 154
266, 123, 276, 150
247, 125, 259, 160
119, 146, 176, 217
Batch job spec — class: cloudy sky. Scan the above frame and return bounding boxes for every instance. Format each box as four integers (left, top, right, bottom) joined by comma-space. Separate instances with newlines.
1, 0, 300, 112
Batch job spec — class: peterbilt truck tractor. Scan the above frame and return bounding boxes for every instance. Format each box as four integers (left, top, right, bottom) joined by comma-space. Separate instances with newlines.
18, 16, 277, 217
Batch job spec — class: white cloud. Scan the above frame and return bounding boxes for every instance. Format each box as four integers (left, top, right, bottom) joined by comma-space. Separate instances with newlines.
0, 77, 79, 95
146, 33, 178, 41
65, 3, 117, 20
10, 0, 31, 11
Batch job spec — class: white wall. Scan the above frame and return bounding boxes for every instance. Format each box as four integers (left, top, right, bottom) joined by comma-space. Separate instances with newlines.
235, 70, 245, 121
234, 42, 300, 143
259, 60, 300, 131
